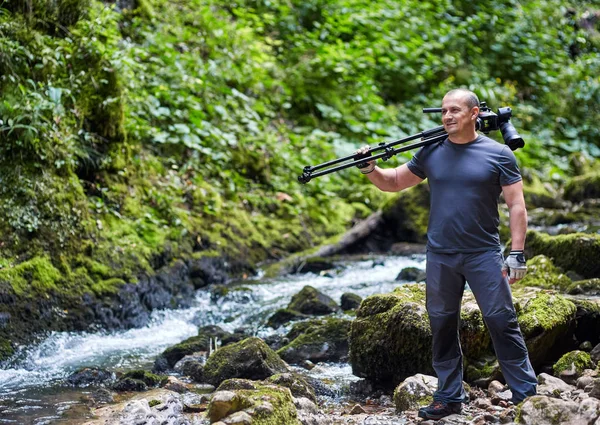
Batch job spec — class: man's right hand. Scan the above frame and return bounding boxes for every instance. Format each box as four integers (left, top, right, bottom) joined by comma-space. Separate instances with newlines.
355, 146, 376, 174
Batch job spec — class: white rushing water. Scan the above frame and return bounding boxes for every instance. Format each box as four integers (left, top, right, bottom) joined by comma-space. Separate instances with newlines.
0, 255, 425, 423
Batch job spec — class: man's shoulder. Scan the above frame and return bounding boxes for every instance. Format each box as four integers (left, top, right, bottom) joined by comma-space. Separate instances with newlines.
477, 134, 507, 153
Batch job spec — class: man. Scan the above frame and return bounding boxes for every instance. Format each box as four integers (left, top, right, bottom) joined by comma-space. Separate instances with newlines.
355, 88, 537, 421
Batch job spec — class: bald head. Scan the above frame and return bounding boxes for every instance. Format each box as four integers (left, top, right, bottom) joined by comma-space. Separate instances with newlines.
443, 89, 479, 109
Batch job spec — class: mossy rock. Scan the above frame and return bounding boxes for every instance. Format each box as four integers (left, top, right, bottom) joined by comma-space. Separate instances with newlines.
277, 317, 351, 364
0, 337, 14, 362
349, 284, 433, 388
265, 372, 316, 403
287, 285, 339, 315
523, 230, 600, 279
553, 350, 594, 376
393, 373, 436, 412
155, 325, 242, 370
565, 278, 600, 295
208, 383, 300, 424
513, 255, 572, 291
203, 337, 288, 386
349, 284, 578, 388
112, 370, 165, 392
564, 171, 600, 203
514, 288, 577, 368
523, 180, 560, 209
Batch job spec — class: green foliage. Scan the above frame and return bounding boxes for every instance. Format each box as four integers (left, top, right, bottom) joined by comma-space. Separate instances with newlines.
0, 0, 599, 306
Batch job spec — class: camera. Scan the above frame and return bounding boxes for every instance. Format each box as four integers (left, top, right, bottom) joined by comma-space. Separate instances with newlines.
475, 103, 524, 151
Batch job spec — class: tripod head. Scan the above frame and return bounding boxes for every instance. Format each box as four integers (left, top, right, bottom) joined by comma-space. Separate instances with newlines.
298, 101, 525, 184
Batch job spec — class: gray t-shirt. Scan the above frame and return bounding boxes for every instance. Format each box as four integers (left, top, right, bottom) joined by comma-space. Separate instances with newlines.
407, 135, 522, 253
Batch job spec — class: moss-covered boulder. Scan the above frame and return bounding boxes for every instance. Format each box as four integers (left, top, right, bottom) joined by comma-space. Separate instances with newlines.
552, 350, 595, 384
564, 171, 600, 203
208, 383, 300, 424
287, 286, 339, 315
265, 373, 316, 403
349, 284, 433, 388
514, 288, 577, 368
513, 255, 572, 291
523, 179, 560, 209
154, 325, 244, 371
393, 373, 437, 412
523, 230, 600, 279
277, 317, 351, 364
203, 337, 288, 386
349, 284, 577, 388
112, 370, 166, 392
516, 395, 600, 425
566, 278, 600, 296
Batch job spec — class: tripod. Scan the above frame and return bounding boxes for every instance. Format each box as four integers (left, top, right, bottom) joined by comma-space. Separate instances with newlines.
298, 125, 448, 184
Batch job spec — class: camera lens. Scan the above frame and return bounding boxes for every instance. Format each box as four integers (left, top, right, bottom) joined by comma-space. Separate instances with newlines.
499, 121, 525, 151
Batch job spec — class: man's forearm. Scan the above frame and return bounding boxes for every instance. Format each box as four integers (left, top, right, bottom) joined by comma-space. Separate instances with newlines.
508, 204, 527, 250
365, 166, 399, 192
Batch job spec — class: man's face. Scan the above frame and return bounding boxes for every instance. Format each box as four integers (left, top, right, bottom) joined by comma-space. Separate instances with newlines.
441, 94, 478, 137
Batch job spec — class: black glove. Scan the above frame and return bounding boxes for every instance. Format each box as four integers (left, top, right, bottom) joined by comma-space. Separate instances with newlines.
502, 250, 527, 280
354, 146, 375, 174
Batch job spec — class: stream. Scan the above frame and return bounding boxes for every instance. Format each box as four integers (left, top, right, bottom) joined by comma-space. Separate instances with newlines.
0, 254, 425, 424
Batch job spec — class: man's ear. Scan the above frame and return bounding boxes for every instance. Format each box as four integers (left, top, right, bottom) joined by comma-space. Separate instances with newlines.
471, 107, 479, 120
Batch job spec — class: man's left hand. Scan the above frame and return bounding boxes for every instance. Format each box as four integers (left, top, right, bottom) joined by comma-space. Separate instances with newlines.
502, 250, 527, 284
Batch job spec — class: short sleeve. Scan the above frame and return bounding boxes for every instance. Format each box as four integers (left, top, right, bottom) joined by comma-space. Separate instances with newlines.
498, 146, 522, 186
407, 147, 427, 179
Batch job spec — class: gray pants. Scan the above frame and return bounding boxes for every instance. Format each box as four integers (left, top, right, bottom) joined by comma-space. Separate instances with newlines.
426, 250, 537, 404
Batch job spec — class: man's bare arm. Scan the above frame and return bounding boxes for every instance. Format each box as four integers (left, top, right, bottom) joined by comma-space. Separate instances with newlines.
502, 180, 527, 251
365, 163, 424, 192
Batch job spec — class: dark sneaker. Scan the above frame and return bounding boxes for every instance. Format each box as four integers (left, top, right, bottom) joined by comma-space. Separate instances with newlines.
418, 400, 462, 420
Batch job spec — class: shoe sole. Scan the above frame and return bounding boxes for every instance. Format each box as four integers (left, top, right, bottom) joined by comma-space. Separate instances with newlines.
417, 410, 461, 420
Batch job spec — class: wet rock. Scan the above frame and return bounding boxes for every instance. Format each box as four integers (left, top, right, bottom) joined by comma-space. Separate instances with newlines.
265, 372, 316, 403
287, 285, 340, 315
537, 372, 574, 397
203, 337, 288, 386
267, 308, 310, 328
163, 376, 188, 394
90, 388, 114, 405
395, 267, 426, 283
292, 257, 337, 274
277, 317, 350, 364
576, 374, 595, 390
174, 354, 205, 382
66, 367, 115, 387
340, 293, 362, 311
393, 373, 437, 412
181, 392, 207, 413
517, 395, 600, 424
